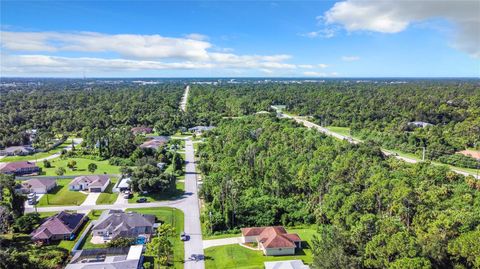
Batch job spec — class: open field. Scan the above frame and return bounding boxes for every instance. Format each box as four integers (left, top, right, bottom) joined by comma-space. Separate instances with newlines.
127, 207, 185, 269
1, 139, 73, 162
96, 178, 119, 205
37, 179, 87, 206
38, 157, 121, 176
204, 227, 315, 269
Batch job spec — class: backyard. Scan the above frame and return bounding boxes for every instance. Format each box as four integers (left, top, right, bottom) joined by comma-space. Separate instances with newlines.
204, 227, 316, 269
38, 157, 121, 176
37, 179, 87, 206
127, 207, 185, 269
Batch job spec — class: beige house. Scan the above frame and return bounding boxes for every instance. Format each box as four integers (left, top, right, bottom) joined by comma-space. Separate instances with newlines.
68, 175, 110, 192
241, 226, 302, 256
20, 178, 56, 194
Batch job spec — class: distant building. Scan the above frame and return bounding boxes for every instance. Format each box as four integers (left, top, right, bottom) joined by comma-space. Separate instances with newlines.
0, 161, 40, 175
0, 145, 35, 156
117, 177, 132, 192
458, 150, 480, 160
31, 211, 87, 243
264, 260, 310, 269
156, 162, 166, 170
20, 178, 56, 194
131, 126, 153, 135
241, 226, 302, 256
188, 126, 215, 134
66, 245, 143, 269
69, 175, 110, 192
408, 121, 433, 128
91, 210, 155, 243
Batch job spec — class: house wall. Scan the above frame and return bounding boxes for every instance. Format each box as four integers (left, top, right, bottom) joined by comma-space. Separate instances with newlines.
242, 235, 257, 243
263, 247, 296, 256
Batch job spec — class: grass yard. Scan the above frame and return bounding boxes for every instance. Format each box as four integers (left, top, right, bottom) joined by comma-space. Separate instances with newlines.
37, 179, 87, 206
127, 207, 184, 269
0, 139, 73, 162
38, 157, 121, 176
204, 227, 316, 269
96, 177, 119, 205
128, 182, 185, 203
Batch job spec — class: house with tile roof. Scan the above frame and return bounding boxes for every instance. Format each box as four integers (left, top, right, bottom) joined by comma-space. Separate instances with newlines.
20, 178, 56, 194
139, 138, 168, 150
31, 211, 87, 243
131, 126, 153, 135
0, 161, 40, 175
91, 210, 156, 243
241, 226, 302, 256
68, 175, 110, 192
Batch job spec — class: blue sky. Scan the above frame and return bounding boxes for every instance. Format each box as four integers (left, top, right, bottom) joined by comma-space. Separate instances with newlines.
1, 0, 479, 77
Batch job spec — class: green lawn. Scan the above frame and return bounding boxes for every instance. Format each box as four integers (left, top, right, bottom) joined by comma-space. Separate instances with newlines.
37, 179, 87, 206
127, 207, 184, 269
0, 139, 73, 162
204, 227, 316, 269
59, 210, 103, 251
96, 178, 119, 205
128, 182, 185, 203
38, 157, 121, 176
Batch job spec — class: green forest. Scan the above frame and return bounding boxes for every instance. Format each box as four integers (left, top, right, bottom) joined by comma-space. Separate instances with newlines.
189, 82, 480, 169
197, 115, 480, 269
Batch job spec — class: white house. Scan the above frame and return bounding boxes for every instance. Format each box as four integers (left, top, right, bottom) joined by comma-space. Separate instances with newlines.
68, 175, 110, 192
20, 178, 56, 194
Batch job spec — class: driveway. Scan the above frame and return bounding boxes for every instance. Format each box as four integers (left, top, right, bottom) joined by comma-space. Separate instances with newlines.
203, 237, 241, 249
114, 193, 129, 205
33, 138, 83, 163
81, 192, 100, 206
24, 193, 44, 209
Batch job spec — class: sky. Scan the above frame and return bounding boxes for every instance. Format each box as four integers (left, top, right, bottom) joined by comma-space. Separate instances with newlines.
1, 0, 479, 77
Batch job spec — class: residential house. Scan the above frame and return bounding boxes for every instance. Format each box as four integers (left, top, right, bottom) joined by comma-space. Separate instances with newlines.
0, 145, 35, 156
188, 126, 215, 135
117, 177, 131, 192
264, 260, 310, 269
31, 211, 87, 242
0, 161, 40, 175
139, 138, 168, 150
131, 126, 153, 135
91, 210, 155, 243
69, 175, 110, 192
241, 226, 302, 256
66, 245, 143, 269
20, 178, 56, 194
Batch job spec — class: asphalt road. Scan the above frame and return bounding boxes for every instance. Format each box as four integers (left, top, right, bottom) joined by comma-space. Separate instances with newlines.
180, 85, 190, 112
280, 112, 479, 179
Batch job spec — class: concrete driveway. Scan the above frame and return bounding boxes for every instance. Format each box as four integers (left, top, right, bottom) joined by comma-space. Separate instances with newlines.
203, 237, 241, 249
24, 193, 44, 209
114, 194, 129, 205
81, 192, 100, 206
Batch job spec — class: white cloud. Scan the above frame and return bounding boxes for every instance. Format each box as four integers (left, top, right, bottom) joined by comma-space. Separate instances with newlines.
323, 0, 480, 57
184, 33, 209, 41
303, 71, 327, 77
0, 30, 314, 75
341, 56, 360, 62
300, 28, 336, 39
298, 64, 314, 69
318, 64, 328, 68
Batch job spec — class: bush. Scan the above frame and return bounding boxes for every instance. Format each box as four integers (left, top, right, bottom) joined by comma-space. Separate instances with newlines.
106, 237, 135, 248
14, 213, 41, 233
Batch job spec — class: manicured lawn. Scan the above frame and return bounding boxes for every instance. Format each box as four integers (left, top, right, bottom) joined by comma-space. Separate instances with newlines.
128, 182, 185, 203
38, 157, 121, 176
204, 227, 316, 269
127, 207, 184, 269
37, 179, 87, 206
1, 139, 73, 162
96, 178, 119, 205
203, 232, 241, 240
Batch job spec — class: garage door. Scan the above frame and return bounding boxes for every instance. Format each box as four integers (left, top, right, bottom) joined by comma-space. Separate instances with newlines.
90, 188, 102, 192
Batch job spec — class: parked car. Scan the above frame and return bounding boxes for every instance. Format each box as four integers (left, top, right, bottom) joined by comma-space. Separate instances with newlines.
180, 231, 188, 241
123, 191, 132, 199
136, 197, 148, 203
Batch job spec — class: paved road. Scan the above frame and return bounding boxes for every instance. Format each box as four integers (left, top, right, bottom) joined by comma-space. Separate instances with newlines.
203, 237, 241, 249
33, 138, 83, 163
180, 85, 190, 112
280, 112, 479, 179
183, 139, 205, 269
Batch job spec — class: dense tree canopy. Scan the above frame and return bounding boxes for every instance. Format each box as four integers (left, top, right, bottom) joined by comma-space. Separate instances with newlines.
198, 115, 480, 269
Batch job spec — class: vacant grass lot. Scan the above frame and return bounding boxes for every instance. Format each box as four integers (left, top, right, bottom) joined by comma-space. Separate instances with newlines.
127, 207, 184, 269
204, 227, 316, 269
1, 140, 73, 162
37, 179, 87, 206
128, 182, 185, 203
38, 157, 121, 176
96, 178, 119, 205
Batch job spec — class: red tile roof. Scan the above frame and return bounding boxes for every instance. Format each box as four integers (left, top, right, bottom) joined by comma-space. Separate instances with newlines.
241, 226, 301, 249
458, 150, 480, 160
